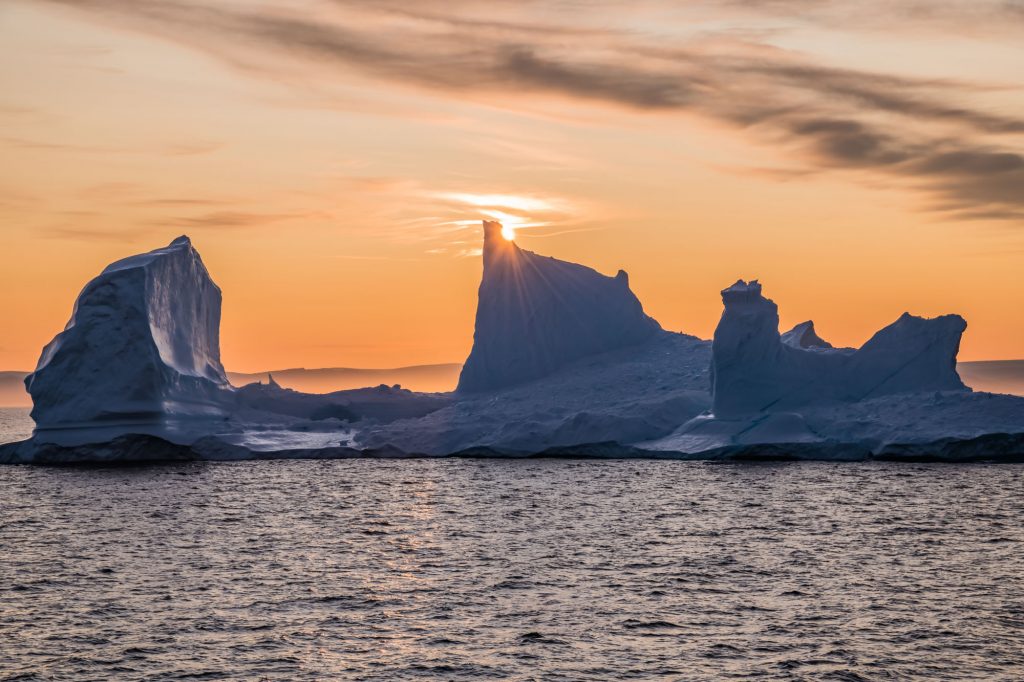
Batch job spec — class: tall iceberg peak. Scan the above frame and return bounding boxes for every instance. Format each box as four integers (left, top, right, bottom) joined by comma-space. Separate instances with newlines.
26, 235, 232, 428
711, 279, 967, 418
457, 221, 663, 392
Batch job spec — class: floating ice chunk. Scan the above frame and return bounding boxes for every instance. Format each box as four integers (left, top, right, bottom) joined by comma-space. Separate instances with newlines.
26, 235, 233, 429
711, 279, 967, 417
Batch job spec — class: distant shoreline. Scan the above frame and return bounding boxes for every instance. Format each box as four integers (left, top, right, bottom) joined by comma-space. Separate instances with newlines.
0, 363, 464, 407
2, 360, 1022, 407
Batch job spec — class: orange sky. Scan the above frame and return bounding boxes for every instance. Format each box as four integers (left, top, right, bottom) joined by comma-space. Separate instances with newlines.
1, 0, 1023, 372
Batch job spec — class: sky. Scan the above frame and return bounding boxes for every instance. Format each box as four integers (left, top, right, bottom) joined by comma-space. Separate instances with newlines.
1, 0, 1023, 372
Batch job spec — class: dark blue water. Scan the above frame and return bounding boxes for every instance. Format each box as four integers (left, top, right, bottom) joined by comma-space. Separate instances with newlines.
1, 460, 1023, 680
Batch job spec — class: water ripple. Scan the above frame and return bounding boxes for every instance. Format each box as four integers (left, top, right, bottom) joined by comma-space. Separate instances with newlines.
0, 461, 1022, 679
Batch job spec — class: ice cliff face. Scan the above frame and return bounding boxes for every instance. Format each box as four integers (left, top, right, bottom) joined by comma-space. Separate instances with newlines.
457, 221, 663, 392
711, 280, 967, 418
26, 236, 232, 428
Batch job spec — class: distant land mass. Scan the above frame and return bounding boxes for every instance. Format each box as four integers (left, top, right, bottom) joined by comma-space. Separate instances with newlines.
955, 361, 1024, 400
0, 361, 1020, 408
226, 364, 462, 395
0, 372, 30, 408
0, 364, 462, 407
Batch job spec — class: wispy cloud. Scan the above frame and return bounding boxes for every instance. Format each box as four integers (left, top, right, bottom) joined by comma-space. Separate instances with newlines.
42, 225, 156, 241
2, 134, 224, 157
28, 0, 1024, 223
162, 140, 223, 156
130, 197, 231, 207
158, 210, 312, 228
702, 0, 1024, 34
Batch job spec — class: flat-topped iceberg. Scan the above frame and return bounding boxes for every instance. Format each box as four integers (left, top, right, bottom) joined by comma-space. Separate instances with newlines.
25, 236, 233, 430
457, 220, 663, 393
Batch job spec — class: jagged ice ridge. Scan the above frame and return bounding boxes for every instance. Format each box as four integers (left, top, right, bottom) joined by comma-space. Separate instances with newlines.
3, 226, 1023, 463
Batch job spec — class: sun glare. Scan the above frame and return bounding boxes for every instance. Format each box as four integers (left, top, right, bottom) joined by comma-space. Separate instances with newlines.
433, 191, 571, 244
437, 192, 556, 213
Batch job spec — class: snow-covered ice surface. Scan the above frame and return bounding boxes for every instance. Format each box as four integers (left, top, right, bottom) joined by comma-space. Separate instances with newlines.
457, 220, 662, 393
25, 236, 233, 432
360, 332, 711, 454
235, 379, 451, 424
642, 391, 1024, 457
4, 234, 1024, 464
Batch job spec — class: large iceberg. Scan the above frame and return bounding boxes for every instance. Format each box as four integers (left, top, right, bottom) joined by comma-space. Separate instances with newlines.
4, 235, 1022, 465
711, 280, 967, 418
25, 236, 233, 430
457, 221, 663, 392
638, 279, 995, 456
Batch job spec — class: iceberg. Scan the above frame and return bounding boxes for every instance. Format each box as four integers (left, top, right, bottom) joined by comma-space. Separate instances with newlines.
25, 236, 233, 430
780, 320, 834, 349
639, 279, 1015, 457
457, 220, 663, 392
4, 236, 1022, 465
711, 280, 967, 418
363, 332, 712, 454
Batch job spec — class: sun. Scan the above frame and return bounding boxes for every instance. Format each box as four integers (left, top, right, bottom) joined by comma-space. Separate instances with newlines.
501, 223, 517, 241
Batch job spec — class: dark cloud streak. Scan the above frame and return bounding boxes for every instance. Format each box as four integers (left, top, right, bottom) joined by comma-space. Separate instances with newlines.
34, 0, 1024, 223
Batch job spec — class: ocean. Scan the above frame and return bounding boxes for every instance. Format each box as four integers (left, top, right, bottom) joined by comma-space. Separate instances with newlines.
0, 407, 32, 445
0, 458, 1022, 679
